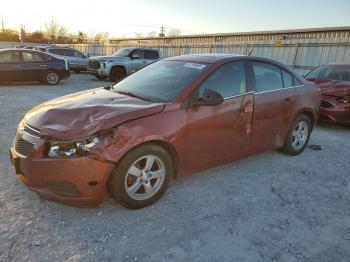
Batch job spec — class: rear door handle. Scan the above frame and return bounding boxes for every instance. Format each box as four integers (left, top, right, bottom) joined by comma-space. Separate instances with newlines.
40, 65, 47, 67
12, 65, 21, 68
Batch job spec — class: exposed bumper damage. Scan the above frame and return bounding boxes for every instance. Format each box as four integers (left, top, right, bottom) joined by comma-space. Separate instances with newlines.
320, 95, 350, 123
9, 88, 165, 205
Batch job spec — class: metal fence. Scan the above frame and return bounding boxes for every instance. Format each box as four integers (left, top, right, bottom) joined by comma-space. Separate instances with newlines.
1, 27, 350, 74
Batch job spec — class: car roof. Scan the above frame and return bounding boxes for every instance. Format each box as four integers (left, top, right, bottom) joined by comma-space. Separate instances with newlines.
321, 63, 350, 67
165, 54, 248, 63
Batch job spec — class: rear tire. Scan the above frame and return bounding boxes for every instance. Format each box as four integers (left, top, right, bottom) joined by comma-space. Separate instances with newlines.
109, 66, 126, 82
43, 70, 60, 85
110, 144, 173, 209
96, 75, 107, 80
283, 115, 311, 155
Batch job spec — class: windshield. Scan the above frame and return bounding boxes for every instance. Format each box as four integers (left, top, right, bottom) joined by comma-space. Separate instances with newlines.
306, 66, 350, 82
113, 60, 207, 102
112, 48, 132, 57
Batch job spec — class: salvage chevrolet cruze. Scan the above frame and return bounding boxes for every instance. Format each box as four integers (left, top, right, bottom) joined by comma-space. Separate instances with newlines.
10, 54, 320, 209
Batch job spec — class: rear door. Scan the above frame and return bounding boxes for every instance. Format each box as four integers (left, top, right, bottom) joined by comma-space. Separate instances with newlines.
248, 60, 298, 151
187, 60, 254, 169
72, 49, 88, 70
0, 51, 22, 82
21, 51, 50, 81
129, 49, 147, 72
144, 50, 159, 64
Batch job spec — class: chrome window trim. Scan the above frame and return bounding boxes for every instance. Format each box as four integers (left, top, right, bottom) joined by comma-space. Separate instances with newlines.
223, 91, 255, 100
254, 85, 304, 95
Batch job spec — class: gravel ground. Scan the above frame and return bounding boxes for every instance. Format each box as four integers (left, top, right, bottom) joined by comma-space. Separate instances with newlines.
1, 74, 350, 262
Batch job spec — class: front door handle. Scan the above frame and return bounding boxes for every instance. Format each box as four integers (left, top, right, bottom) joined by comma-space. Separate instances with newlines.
12, 65, 21, 68
40, 65, 47, 67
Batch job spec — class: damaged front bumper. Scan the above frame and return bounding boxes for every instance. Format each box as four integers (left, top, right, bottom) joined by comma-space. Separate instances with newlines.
320, 97, 350, 123
9, 139, 114, 206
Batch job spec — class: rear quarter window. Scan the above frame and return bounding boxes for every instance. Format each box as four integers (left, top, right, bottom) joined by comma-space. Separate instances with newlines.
144, 50, 159, 59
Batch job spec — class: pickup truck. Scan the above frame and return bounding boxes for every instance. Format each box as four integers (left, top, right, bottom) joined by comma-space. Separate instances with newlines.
88, 47, 160, 81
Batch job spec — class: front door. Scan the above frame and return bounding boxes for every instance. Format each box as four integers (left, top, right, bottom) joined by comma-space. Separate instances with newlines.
187, 60, 254, 169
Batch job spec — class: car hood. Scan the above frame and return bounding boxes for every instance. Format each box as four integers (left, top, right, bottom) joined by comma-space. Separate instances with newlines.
24, 88, 165, 140
307, 79, 350, 97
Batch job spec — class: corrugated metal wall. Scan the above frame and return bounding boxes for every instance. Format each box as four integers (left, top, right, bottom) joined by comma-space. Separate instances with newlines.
2, 27, 350, 74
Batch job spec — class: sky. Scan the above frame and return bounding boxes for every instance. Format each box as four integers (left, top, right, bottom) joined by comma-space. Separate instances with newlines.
1, 0, 350, 38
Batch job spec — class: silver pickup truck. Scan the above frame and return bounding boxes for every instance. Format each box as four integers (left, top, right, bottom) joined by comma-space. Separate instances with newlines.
88, 47, 160, 81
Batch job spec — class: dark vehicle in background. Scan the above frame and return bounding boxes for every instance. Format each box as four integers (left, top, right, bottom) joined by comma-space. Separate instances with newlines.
10, 54, 319, 209
305, 63, 350, 123
34, 46, 88, 73
88, 47, 160, 81
0, 49, 70, 85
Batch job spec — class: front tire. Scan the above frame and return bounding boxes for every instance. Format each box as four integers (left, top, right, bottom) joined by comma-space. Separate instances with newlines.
283, 115, 311, 155
44, 70, 60, 85
110, 144, 173, 209
109, 66, 126, 82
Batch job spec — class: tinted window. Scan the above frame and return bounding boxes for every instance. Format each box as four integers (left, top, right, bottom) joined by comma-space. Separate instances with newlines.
282, 69, 293, 88
38, 47, 46, 52
74, 50, 85, 58
49, 49, 64, 55
199, 61, 246, 98
132, 50, 144, 59
252, 62, 283, 92
22, 52, 44, 61
144, 50, 159, 59
0, 51, 21, 61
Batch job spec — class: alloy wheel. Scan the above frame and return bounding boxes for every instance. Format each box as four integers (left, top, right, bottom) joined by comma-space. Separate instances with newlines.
124, 155, 166, 201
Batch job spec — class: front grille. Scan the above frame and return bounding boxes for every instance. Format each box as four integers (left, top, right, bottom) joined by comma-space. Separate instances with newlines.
88, 60, 100, 70
14, 134, 35, 157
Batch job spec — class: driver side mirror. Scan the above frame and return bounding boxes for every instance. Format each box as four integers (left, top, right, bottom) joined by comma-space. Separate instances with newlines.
191, 89, 223, 107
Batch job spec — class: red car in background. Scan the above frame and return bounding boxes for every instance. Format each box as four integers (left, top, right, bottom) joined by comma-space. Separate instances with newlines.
305, 64, 350, 123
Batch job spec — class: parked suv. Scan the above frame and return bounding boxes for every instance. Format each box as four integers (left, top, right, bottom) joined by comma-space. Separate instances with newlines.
88, 47, 160, 81
34, 46, 88, 73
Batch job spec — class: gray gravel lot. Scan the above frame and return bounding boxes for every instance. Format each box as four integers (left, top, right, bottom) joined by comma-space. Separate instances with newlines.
1, 74, 350, 262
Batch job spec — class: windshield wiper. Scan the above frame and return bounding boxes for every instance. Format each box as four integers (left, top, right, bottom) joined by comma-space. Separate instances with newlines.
116, 90, 153, 102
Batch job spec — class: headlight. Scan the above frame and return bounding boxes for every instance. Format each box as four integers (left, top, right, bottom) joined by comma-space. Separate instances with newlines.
48, 136, 100, 158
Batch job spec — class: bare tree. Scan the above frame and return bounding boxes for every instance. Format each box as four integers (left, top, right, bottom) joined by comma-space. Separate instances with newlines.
147, 31, 157, 37
45, 20, 59, 42
134, 32, 143, 38
167, 28, 181, 37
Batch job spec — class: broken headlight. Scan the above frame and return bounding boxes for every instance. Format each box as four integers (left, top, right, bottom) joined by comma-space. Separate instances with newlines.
48, 136, 100, 158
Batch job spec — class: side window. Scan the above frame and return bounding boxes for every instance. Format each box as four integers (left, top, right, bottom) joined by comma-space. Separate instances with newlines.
132, 50, 144, 59
0, 51, 21, 61
144, 50, 159, 59
293, 77, 303, 86
22, 52, 44, 61
74, 50, 85, 58
198, 61, 246, 98
340, 69, 350, 82
64, 49, 75, 57
252, 62, 283, 92
49, 49, 62, 55
282, 69, 294, 88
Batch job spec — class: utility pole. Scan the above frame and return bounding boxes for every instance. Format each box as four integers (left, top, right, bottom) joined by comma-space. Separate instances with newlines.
1, 13, 4, 34
159, 25, 165, 37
